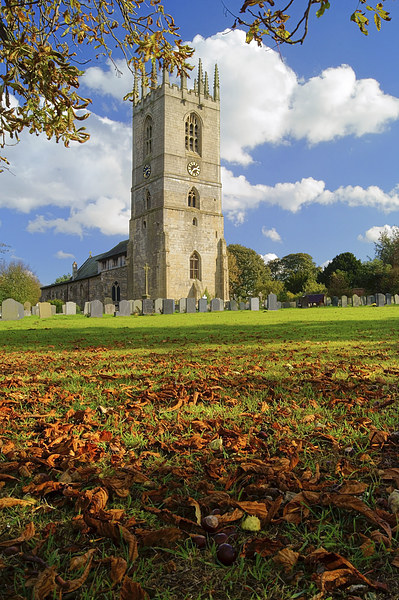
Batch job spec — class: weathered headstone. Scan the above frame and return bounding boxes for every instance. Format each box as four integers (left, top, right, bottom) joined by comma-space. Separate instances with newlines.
229, 299, 238, 311
341, 295, 348, 308
118, 300, 131, 316
132, 300, 142, 315
210, 298, 224, 311
267, 293, 278, 311
32, 305, 39, 316
386, 293, 392, 305
376, 293, 385, 307
162, 299, 175, 314
62, 305, 66, 314
179, 298, 187, 313
249, 297, 260, 311
332, 296, 339, 307
154, 298, 163, 314
104, 303, 115, 315
38, 302, 52, 319
104, 297, 113, 306
325, 297, 331, 306
142, 299, 154, 315
65, 301, 77, 315
186, 298, 196, 313
352, 294, 360, 307
51, 305, 57, 316
277, 301, 282, 310
90, 300, 103, 318
367, 295, 375, 305
23, 301, 32, 317
2, 298, 24, 321
198, 298, 208, 312
84, 301, 91, 316
395, 294, 399, 305
239, 302, 247, 311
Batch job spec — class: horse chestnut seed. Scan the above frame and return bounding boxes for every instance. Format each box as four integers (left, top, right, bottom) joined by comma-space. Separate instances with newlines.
201, 514, 219, 533
213, 532, 228, 546
191, 535, 207, 549
217, 543, 237, 566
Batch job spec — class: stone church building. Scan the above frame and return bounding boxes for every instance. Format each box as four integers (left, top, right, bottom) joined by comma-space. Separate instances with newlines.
41, 60, 229, 306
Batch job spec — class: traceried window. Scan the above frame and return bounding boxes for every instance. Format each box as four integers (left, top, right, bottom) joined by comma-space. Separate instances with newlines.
190, 252, 201, 280
144, 116, 153, 156
188, 187, 199, 208
185, 113, 201, 154
112, 281, 121, 302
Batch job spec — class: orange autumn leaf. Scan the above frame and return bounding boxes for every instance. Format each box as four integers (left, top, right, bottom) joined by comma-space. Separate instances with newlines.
120, 576, 149, 600
0, 497, 35, 509
273, 547, 300, 571
110, 556, 128, 584
63, 549, 96, 592
0, 521, 35, 547
33, 565, 57, 600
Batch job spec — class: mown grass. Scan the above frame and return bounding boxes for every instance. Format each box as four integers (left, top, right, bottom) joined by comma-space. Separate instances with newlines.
1, 306, 399, 600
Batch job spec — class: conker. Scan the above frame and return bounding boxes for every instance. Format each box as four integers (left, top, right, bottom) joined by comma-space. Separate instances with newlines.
217, 543, 237, 566
3, 546, 20, 556
213, 532, 228, 546
201, 514, 219, 533
191, 535, 207, 549
211, 508, 221, 515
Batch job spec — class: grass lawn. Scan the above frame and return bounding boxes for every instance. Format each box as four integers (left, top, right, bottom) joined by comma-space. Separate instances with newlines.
1, 306, 399, 599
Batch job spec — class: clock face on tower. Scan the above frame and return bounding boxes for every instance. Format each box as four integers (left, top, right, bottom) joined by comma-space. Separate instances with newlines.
187, 161, 200, 177
143, 163, 151, 179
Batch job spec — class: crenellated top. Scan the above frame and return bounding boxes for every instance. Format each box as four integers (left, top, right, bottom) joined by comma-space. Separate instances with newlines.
133, 58, 220, 106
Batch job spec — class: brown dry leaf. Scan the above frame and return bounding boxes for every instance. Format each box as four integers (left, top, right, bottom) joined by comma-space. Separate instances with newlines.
392, 550, 399, 568
235, 501, 268, 520
283, 492, 320, 524
360, 539, 375, 557
0, 521, 35, 547
110, 556, 127, 584
306, 548, 379, 589
63, 548, 96, 592
139, 527, 184, 547
69, 548, 96, 571
319, 567, 357, 592
33, 565, 57, 600
218, 508, 244, 524
120, 576, 149, 600
265, 496, 283, 525
337, 481, 368, 495
273, 547, 299, 571
241, 536, 283, 558
324, 493, 392, 539
187, 497, 202, 525
0, 497, 35, 509
84, 515, 138, 562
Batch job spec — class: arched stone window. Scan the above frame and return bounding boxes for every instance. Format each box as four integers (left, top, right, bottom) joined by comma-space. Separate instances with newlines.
144, 116, 153, 156
192, 217, 198, 226
146, 190, 151, 210
185, 113, 201, 155
188, 187, 199, 208
190, 252, 201, 280
112, 281, 121, 302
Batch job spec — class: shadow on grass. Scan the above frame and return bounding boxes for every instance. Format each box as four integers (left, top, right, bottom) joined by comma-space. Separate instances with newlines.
1, 310, 399, 351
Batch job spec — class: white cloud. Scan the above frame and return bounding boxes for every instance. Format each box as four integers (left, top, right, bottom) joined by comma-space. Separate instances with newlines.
262, 253, 278, 264
82, 59, 133, 100
358, 224, 399, 243
261, 227, 282, 242
55, 250, 76, 259
2, 113, 131, 236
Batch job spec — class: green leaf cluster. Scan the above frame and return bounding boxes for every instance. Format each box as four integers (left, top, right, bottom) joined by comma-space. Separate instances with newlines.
0, 260, 41, 305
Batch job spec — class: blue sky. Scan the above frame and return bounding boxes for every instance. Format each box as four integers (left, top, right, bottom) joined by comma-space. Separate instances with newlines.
2, 0, 399, 285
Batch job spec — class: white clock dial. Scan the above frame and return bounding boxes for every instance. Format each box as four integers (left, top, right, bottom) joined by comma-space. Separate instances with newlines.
187, 161, 200, 177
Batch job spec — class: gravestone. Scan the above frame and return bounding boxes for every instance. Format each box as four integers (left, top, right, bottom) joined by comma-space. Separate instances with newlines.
267, 293, 278, 311
210, 298, 224, 311
2, 298, 24, 321
376, 293, 385, 307
367, 295, 375, 305
249, 297, 259, 311
341, 295, 348, 308
32, 305, 39, 316
104, 297, 113, 305
325, 297, 331, 306
84, 302, 91, 316
186, 298, 196, 313
361, 296, 367, 306
352, 294, 360, 307
179, 298, 187, 313
51, 305, 57, 316
65, 301, 76, 315
90, 300, 103, 318
162, 299, 175, 314
132, 300, 142, 315
118, 300, 131, 316
395, 294, 399, 305
104, 303, 115, 315
38, 302, 52, 319
277, 301, 282, 310
239, 302, 247, 311
23, 301, 31, 317
229, 299, 238, 311
62, 305, 66, 314
142, 299, 154, 315
154, 298, 163, 314
386, 293, 392, 305
332, 296, 339, 307
198, 298, 208, 312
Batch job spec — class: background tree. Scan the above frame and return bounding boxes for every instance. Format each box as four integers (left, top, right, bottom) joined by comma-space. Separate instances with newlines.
235, 0, 391, 46
318, 252, 362, 289
0, 260, 41, 304
374, 226, 399, 268
228, 244, 281, 299
52, 274, 71, 284
0, 0, 193, 169
268, 253, 321, 295
356, 259, 392, 294
327, 270, 352, 297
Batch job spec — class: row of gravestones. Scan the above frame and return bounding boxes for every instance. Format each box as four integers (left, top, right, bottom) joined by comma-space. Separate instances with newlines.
328, 293, 399, 307
0, 299, 78, 321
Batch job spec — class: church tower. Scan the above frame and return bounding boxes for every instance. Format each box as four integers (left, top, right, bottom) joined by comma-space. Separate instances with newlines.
127, 60, 229, 301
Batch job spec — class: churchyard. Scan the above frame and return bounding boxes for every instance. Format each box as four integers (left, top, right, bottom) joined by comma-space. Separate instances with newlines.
1, 307, 399, 599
